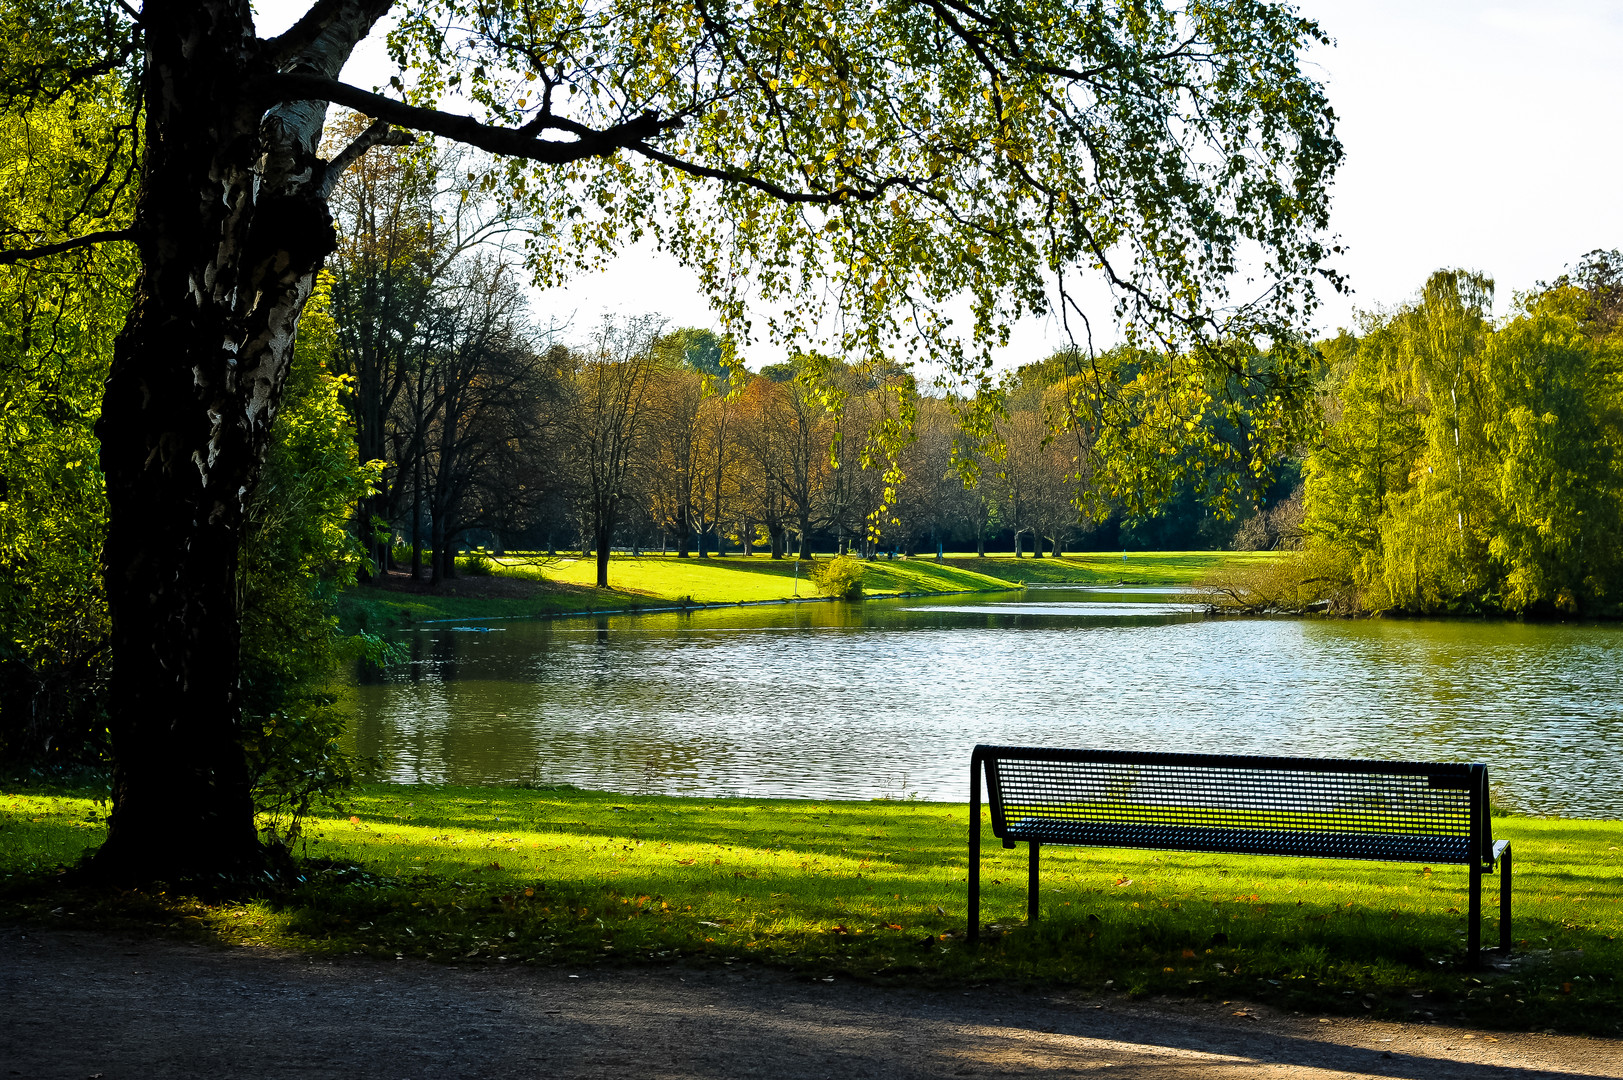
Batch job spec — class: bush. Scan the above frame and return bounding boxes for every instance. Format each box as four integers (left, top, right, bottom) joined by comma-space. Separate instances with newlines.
808, 554, 865, 600
458, 551, 496, 576
238, 275, 385, 848
1197, 545, 1357, 615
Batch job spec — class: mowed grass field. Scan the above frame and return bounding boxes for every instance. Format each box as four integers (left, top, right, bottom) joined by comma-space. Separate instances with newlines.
942, 550, 1280, 587
525, 550, 1274, 595
340, 550, 1273, 628
4, 784, 1619, 1035
502, 552, 1017, 601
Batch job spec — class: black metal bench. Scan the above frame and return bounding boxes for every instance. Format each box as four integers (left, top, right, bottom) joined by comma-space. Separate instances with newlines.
968, 745, 1512, 961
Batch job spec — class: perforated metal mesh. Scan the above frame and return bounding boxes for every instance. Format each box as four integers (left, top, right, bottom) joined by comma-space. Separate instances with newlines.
981, 746, 1487, 865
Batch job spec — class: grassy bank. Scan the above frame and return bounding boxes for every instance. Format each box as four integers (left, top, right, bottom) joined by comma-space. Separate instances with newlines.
943, 550, 1279, 587
339, 550, 1272, 629
4, 784, 1618, 1035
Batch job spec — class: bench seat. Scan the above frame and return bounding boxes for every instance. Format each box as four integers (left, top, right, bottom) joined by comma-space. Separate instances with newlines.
1004, 818, 1472, 864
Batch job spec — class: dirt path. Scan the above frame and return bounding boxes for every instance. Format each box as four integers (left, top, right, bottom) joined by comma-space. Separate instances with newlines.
4, 927, 1620, 1079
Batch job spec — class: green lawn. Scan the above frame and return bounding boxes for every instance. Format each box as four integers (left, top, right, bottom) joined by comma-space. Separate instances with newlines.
338, 584, 605, 628
945, 550, 1283, 586
339, 550, 1270, 629
4, 784, 1619, 1035
517, 552, 1015, 603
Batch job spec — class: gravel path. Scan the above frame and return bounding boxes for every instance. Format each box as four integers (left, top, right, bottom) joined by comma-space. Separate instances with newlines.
4, 927, 1621, 1079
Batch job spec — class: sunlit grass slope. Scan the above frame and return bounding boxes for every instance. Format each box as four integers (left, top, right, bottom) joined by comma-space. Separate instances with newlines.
342, 550, 1273, 627
4, 785, 1619, 1035
947, 550, 1282, 586
517, 552, 1013, 603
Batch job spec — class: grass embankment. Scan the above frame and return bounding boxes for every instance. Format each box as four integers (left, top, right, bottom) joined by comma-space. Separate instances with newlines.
4, 784, 1618, 1035
340, 550, 1274, 630
944, 550, 1279, 587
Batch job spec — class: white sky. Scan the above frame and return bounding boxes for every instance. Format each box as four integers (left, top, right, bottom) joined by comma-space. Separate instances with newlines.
257, 0, 1623, 365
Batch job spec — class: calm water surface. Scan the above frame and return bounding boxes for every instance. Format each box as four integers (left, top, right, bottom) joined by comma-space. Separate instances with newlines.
346, 586, 1623, 816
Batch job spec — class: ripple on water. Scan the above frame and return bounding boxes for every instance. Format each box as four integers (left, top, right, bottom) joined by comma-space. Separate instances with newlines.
347, 595, 1623, 817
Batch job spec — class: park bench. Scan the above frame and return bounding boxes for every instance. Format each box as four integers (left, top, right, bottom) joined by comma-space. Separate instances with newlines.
967, 745, 1512, 962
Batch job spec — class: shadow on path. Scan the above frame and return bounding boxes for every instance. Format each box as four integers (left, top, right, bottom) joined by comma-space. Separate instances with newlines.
3, 928, 1620, 1079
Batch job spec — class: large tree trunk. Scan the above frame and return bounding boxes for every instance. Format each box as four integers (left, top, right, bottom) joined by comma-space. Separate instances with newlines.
92, 1, 370, 881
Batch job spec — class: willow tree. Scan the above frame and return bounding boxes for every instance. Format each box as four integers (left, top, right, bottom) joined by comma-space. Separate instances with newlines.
1, 0, 1341, 880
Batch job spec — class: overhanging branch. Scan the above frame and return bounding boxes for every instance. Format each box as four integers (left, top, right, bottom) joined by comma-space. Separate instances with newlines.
264, 73, 679, 165
0, 228, 133, 267
629, 143, 898, 206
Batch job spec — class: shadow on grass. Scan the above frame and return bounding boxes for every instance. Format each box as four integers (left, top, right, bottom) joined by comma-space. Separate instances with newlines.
4, 784, 1621, 1038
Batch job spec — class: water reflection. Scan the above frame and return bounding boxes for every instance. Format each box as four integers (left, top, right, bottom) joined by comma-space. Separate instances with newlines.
345, 587, 1623, 816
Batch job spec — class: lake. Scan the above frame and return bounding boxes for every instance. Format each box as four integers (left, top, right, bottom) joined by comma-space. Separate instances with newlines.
345, 586, 1623, 817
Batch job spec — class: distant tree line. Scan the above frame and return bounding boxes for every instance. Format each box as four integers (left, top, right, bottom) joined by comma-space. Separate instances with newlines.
353, 310, 1307, 592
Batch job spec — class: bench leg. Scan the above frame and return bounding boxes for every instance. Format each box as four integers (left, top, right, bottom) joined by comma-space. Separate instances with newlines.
1027, 841, 1041, 924
1499, 845, 1512, 951
1468, 861, 1482, 964
968, 758, 981, 943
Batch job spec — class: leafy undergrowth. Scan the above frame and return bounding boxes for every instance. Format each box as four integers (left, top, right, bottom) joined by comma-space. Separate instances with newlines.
3, 785, 1619, 1036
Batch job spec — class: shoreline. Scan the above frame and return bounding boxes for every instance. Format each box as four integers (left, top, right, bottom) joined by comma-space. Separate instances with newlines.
413, 584, 1024, 624
341, 550, 1261, 630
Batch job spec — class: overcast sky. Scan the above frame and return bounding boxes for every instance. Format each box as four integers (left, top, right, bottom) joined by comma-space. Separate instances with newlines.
260, 1, 1623, 363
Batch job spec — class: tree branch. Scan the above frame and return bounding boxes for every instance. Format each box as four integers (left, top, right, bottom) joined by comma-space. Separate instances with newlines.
264, 73, 680, 165
318, 119, 414, 196
629, 143, 895, 207
265, 0, 391, 70
0, 228, 133, 267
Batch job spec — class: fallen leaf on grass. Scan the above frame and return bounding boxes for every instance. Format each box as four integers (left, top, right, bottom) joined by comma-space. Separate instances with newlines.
1114, 878, 1133, 887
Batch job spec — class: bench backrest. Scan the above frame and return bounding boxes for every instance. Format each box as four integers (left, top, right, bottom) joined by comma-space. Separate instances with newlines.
973, 745, 1495, 867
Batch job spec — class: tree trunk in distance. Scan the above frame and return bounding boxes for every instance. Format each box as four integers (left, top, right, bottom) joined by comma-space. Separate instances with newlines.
595, 518, 612, 588
411, 452, 424, 579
